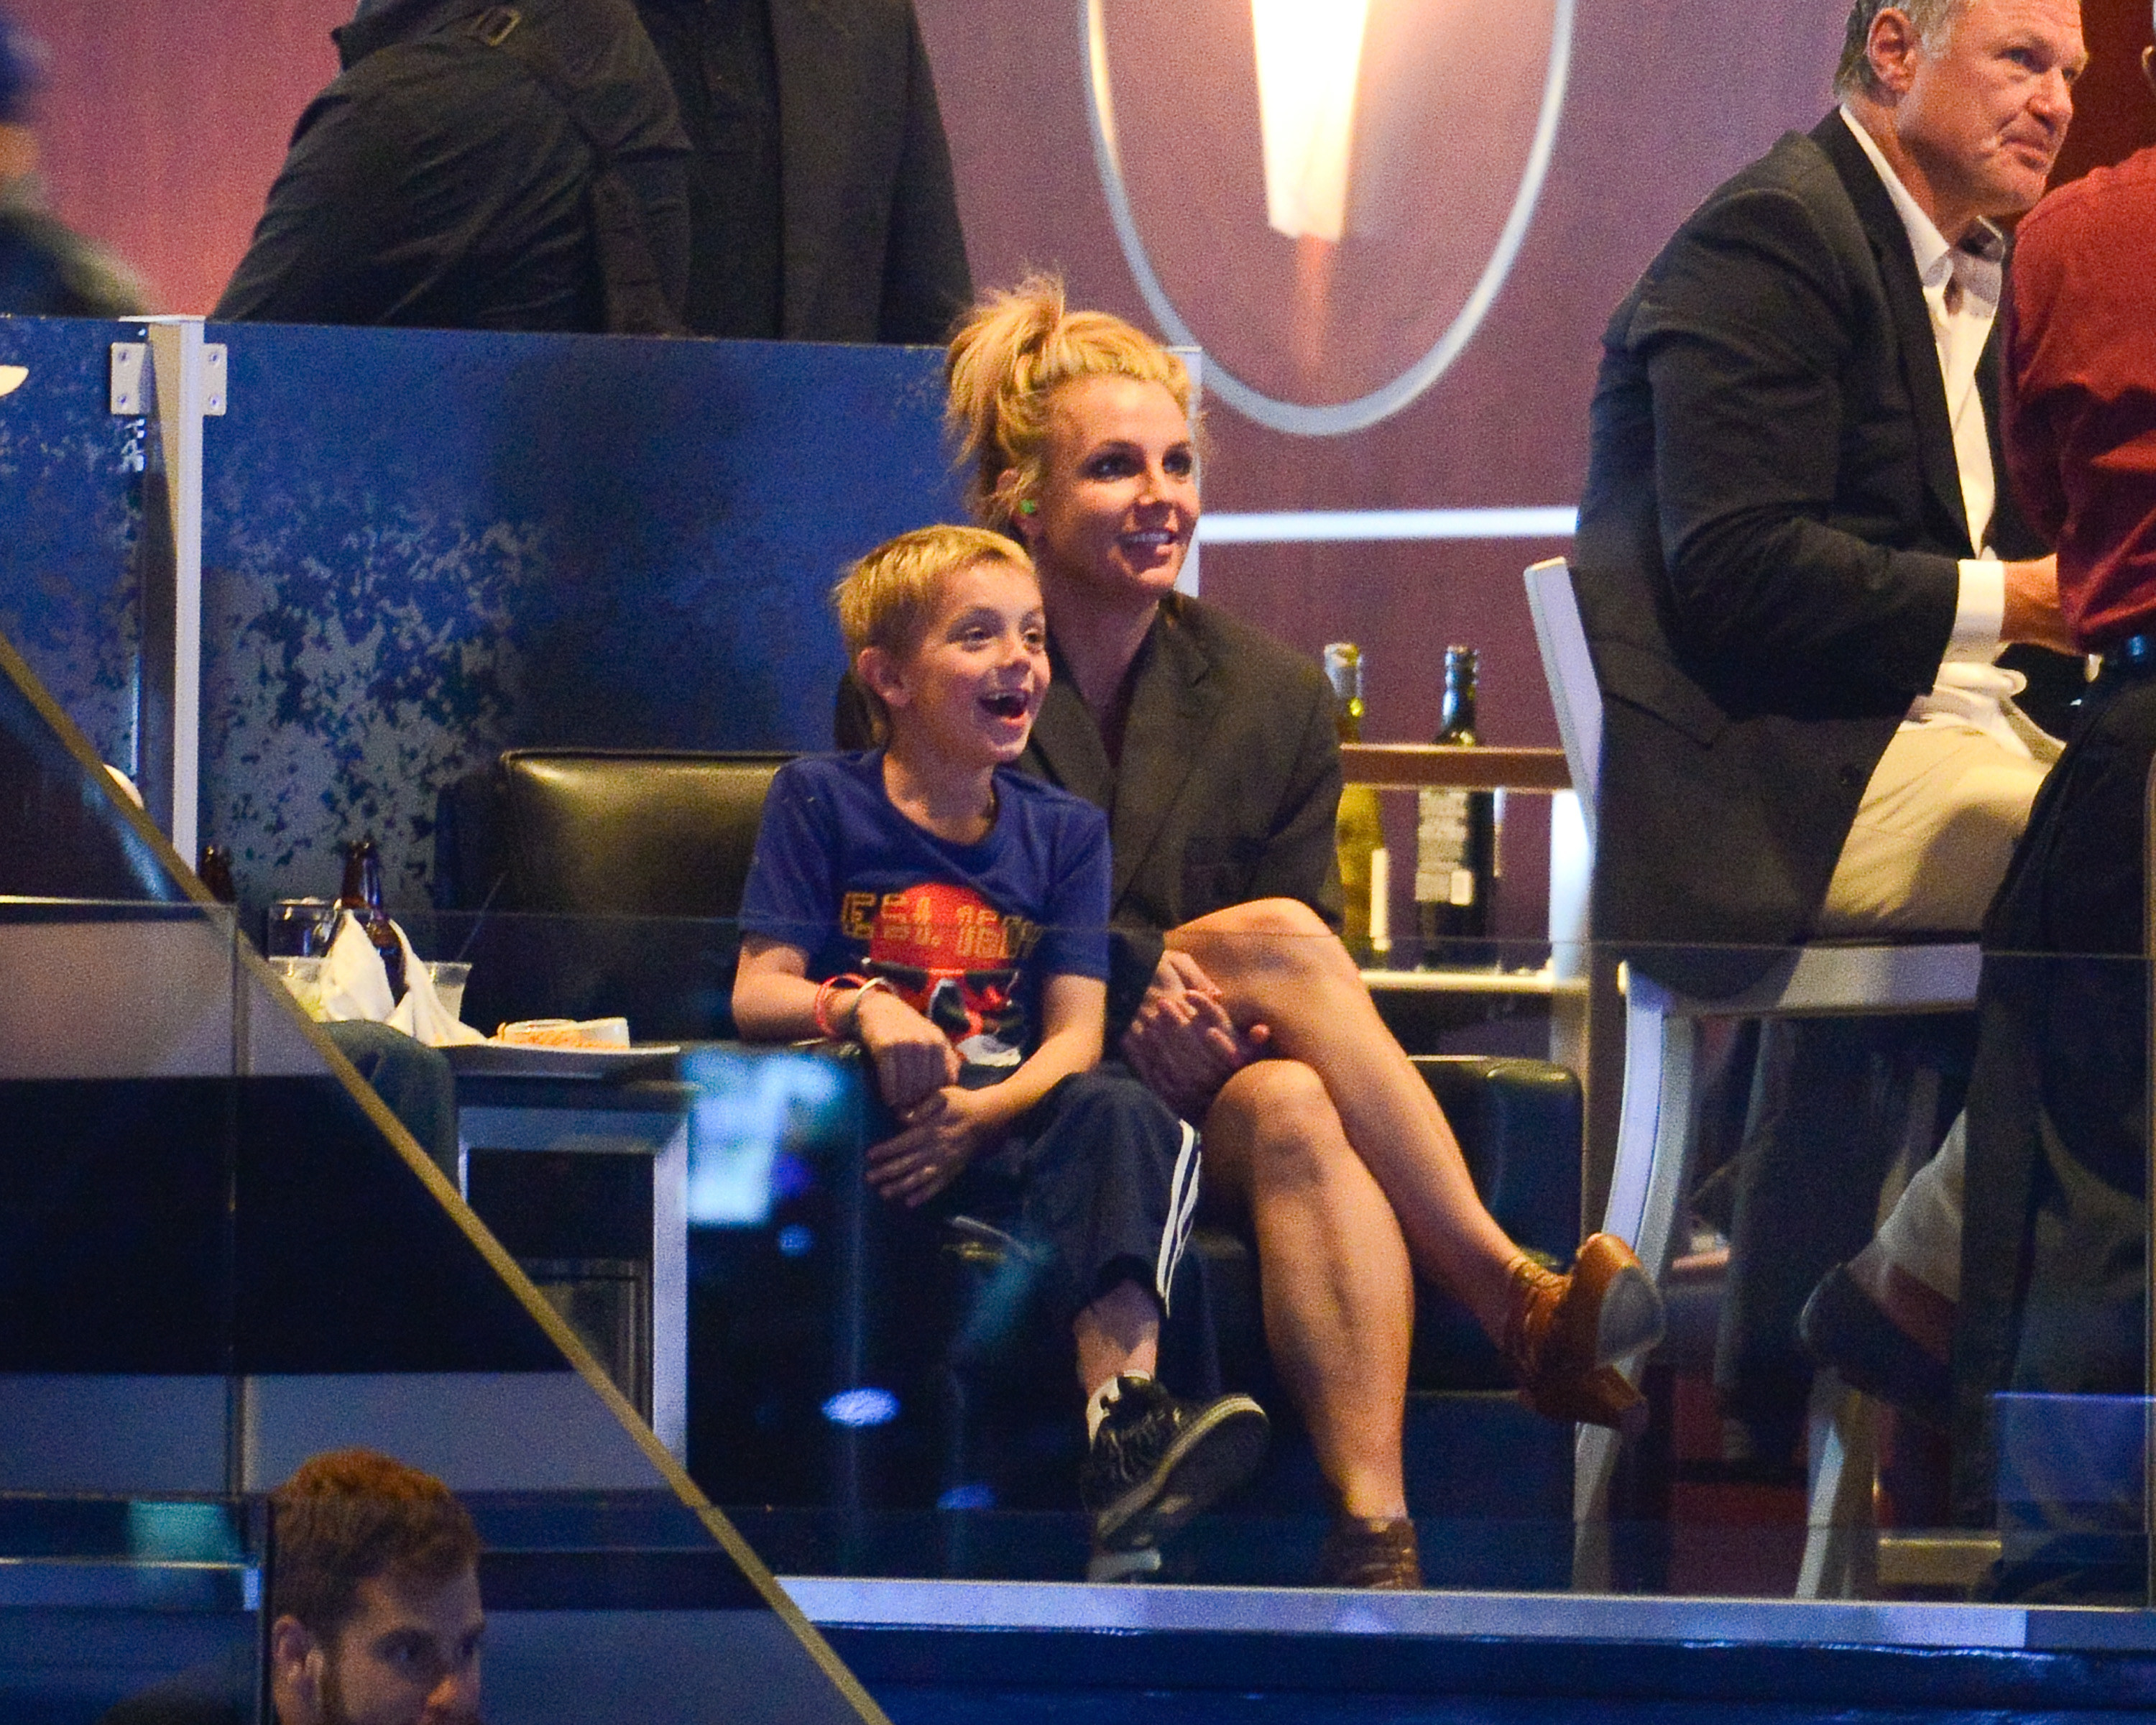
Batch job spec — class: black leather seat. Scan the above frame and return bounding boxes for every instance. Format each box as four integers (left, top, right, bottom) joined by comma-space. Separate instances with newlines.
437, 748, 791, 1037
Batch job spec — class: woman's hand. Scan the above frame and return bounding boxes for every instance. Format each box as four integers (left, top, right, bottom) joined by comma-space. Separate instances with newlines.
854, 988, 961, 1116
1120, 949, 1267, 1118
865, 1084, 1000, 1208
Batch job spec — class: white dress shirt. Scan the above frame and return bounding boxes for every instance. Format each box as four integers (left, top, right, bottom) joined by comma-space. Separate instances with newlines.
1838, 108, 2031, 758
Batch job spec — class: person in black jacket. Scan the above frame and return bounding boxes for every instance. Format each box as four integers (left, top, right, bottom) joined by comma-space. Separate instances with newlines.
630, 0, 969, 341
939, 276, 1665, 1588
1572, 0, 2084, 1460
216, 0, 689, 334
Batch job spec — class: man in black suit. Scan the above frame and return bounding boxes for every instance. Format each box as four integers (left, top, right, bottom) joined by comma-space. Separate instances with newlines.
1572, 0, 2083, 1455
632, 0, 971, 341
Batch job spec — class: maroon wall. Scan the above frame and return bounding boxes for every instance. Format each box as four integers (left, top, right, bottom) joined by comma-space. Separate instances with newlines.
14, 0, 346, 316
916, 0, 1859, 929
14, 0, 2155, 932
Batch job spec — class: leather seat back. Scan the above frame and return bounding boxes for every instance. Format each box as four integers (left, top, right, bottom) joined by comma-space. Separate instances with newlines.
492, 750, 791, 917
437, 749, 793, 1038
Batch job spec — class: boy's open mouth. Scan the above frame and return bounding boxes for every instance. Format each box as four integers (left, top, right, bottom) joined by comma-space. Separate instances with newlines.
980, 691, 1029, 720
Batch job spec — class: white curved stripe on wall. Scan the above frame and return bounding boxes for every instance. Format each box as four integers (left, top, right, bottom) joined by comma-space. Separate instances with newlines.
1083, 0, 1576, 437
1199, 507, 1578, 543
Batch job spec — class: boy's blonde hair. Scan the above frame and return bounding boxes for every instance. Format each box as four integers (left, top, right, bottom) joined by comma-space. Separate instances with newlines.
946, 272, 1195, 533
834, 523, 1038, 742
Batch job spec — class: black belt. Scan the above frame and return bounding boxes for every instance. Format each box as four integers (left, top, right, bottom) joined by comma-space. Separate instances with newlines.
2093, 630, 2156, 691
2109, 630, 2156, 669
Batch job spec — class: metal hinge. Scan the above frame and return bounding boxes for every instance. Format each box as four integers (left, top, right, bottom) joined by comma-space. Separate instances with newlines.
109, 341, 144, 413
110, 341, 228, 415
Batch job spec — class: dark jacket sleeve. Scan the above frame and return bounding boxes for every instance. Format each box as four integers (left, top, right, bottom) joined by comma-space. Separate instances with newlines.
873, 1, 970, 343
1622, 181, 1960, 704
214, 86, 404, 323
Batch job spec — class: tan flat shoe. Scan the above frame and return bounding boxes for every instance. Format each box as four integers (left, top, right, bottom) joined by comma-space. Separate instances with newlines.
1503, 1233, 1664, 1434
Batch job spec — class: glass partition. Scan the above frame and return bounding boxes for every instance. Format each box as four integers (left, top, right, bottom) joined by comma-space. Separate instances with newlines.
380, 906, 2142, 1622
6, 309, 2152, 1678
0, 642, 883, 1721
11, 868, 2152, 1664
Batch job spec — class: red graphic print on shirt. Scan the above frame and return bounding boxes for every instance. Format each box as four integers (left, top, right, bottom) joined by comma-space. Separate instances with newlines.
839, 881, 1041, 1070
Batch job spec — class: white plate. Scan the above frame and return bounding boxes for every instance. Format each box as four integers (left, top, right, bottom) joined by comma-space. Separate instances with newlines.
443, 1041, 682, 1080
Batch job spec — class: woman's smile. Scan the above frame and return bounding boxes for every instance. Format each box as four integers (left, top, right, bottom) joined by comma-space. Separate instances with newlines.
1021, 373, 1199, 606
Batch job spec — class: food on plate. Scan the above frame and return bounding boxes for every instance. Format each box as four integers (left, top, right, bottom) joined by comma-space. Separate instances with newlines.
494, 1016, 632, 1049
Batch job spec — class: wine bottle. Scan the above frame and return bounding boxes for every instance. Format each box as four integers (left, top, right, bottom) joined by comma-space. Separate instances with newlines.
336, 836, 407, 998
1322, 643, 1389, 966
1416, 646, 1497, 969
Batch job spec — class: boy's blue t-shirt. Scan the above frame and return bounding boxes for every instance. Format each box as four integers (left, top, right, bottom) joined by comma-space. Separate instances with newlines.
739, 752, 1111, 1076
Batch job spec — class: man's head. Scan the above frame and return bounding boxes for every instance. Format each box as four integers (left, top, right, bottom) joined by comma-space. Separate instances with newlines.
267, 1449, 484, 1725
1841, 0, 2085, 238
0, 9, 43, 188
1837, 0, 1963, 98
0, 9, 41, 128
835, 524, 1048, 759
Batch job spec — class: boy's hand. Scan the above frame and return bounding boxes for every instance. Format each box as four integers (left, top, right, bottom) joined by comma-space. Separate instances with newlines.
854, 988, 961, 1115
1120, 949, 1267, 1119
865, 1085, 1000, 1207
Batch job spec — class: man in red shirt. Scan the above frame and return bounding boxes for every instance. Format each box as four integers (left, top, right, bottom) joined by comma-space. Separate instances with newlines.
1953, 37, 2156, 1524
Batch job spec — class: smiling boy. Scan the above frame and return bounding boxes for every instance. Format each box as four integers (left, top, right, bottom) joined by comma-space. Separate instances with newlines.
733, 524, 1267, 1564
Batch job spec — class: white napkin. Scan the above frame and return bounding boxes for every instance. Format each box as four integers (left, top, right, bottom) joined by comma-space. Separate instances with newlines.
313, 912, 483, 1047
316, 911, 396, 1023
387, 924, 484, 1047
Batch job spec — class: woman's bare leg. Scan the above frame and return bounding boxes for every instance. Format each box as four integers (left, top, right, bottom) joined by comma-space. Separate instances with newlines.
1204, 1059, 1411, 1519
1170, 900, 1523, 1340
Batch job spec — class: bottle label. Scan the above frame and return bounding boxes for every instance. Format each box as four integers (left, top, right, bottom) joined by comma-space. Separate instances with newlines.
1415, 788, 1470, 902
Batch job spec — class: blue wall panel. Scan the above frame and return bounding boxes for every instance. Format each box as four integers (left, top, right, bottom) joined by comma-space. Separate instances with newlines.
199, 326, 962, 908
0, 316, 146, 774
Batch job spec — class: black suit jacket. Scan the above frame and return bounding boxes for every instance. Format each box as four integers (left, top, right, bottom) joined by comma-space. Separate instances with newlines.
768, 0, 970, 342
637, 0, 969, 341
1017, 594, 1344, 1033
1572, 112, 2044, 994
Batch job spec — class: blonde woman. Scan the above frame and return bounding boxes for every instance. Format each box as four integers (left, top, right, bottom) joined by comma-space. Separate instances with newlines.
933, 275, 1664, 1588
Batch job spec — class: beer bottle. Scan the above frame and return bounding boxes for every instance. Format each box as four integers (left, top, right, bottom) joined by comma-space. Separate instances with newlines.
336, 836, 406, 998
196, 843, 236, 905
1416, 646, 1498, 968
1322, 643, 1389, 966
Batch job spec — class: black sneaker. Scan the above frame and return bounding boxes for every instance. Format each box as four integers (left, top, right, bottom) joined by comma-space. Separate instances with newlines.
1080, 1376, 1268, 1552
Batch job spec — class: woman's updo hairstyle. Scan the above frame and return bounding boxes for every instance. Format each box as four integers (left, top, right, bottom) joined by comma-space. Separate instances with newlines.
946, 272, 1195, 535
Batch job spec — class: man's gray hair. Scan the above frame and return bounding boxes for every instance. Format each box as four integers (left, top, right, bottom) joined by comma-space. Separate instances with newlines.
1835, 0, 1964, 98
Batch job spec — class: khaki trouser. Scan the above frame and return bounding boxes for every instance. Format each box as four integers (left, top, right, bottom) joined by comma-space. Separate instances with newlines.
1816, 719, 2053, 936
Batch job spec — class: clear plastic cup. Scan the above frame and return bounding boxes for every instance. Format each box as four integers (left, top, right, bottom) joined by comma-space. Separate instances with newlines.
268, 955, 327, 1018
426, 961, 473, 1023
